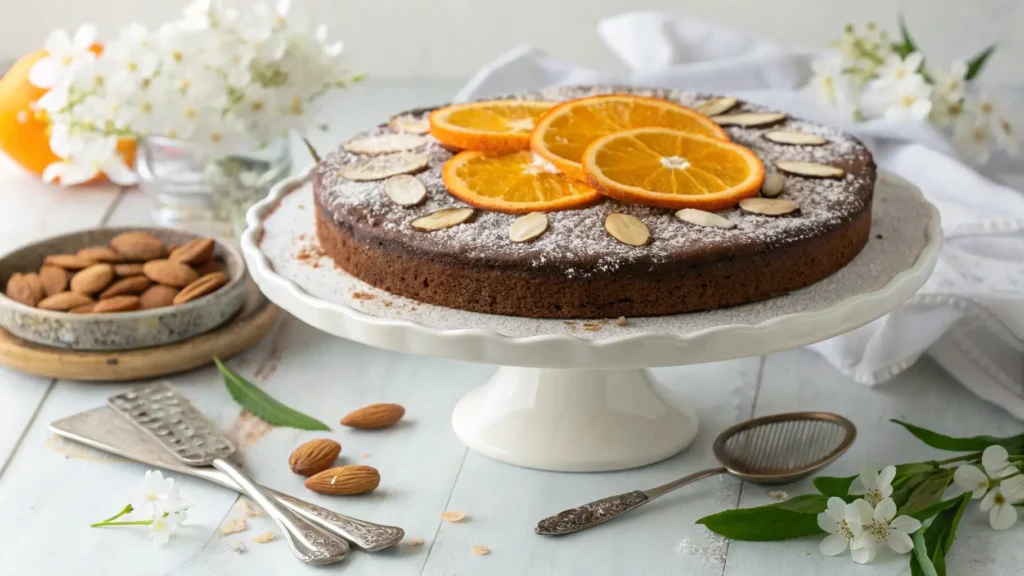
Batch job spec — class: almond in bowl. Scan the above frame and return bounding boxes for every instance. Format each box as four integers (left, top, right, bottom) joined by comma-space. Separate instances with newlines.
0, 227, 247, 350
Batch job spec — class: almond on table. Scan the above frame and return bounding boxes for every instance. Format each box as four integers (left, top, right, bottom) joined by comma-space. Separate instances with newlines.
288, 439, 341, 477
305, 465, 380, 495
340, 403, 405, 429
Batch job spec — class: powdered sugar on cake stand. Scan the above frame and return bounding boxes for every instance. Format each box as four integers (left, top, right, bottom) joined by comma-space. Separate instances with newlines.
242, 167, 940, 472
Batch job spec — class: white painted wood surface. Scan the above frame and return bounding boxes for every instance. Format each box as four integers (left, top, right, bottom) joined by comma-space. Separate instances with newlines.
1, 81, 1022, 575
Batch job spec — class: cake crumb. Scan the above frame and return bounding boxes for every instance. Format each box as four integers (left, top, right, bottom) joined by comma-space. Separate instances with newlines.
769, 490, 789, 501
582, 322, 602, 332
471, 545, 490, 556
298, 203, 306, 210
407, 537, 425, 546
230, 541, 248, 554
351, 291, 376, 300
615, 316, 629, 326
252, 531, 276, 544
875, 233, 883, 239
219, 518, 247, 535
235, 498, 264, 518
441, 511, 466, 523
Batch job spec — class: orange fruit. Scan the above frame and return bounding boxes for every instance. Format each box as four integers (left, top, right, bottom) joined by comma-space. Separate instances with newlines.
0, 48, 135, 183
530, 94, 729, 182
582, 127, 764, 211
442, 150, 601, 214
429, 100, 555, 152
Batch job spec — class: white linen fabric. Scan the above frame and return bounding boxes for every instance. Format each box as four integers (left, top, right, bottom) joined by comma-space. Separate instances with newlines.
453, 11, 1024, 418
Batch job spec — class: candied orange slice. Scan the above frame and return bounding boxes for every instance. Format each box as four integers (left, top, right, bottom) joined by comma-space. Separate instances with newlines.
583, 128, 764, 211
429, 100, 556, 152
530, 94, 729, 182
442, 150, 601, 214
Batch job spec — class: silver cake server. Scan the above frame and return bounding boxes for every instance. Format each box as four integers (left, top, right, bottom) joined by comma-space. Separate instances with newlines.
49, 400, 404, 553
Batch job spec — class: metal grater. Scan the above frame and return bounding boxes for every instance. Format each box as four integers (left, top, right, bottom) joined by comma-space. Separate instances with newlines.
109, 382, 235, 466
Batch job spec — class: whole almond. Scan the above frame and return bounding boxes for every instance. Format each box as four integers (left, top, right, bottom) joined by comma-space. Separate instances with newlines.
143, 259, 199, 288
173, 272, 228, 305
70, 263, 114, 295
289, 439, 342, 477
77, 246, 124, 263
5, 273, 44, 306
45, 254, 96, 270
110, 231, 165, 261
139, 284, 179, 309
305, 465, 380, 495
113, 263, 145, 277
194, 260, 223, 276
340, 403, 405, 430
169, 238, 215, 265
93, 295, 141, 313
39, 265, 68, 296
69, 302, 97, 314
99, 275, 152, 299
37, 291, 93, 311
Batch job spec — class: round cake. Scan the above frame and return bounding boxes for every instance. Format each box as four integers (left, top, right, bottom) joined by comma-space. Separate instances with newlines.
314, 85, 876, 319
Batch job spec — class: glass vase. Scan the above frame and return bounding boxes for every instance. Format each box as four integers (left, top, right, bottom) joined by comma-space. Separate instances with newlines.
136, 136, 292, 237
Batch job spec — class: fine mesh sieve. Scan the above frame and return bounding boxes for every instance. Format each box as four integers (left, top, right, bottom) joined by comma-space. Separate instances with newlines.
536, 411, 856, 536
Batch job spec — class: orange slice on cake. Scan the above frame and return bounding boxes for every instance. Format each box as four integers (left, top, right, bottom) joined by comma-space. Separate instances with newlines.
442, 150, 601, 214
583, 128, 764, 211
530, 94, 729, 182
429, 100, 556, 152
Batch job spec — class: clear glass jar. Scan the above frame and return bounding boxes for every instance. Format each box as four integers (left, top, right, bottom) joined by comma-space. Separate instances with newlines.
136, 136, 292, 236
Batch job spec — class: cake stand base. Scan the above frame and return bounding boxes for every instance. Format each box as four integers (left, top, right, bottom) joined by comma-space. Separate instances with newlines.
451, 367, 698, 472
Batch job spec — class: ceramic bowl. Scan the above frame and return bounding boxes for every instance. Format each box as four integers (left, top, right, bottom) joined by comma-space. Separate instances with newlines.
0, 227, 247, 350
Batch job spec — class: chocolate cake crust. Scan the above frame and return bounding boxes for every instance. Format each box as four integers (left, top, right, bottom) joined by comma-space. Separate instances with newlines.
314, 85, 876, 319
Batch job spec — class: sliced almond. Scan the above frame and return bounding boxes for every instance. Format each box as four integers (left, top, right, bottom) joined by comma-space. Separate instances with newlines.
775, 161, 845, 178
390, 115, 430, 134
713, 112, 786, 128
344, 134, 427, 155
407, 537, 425, 546
410, 208, 474, 232
441, 511, 466, 523
508, 212, 548, 242
764, 131, 828, 146
383, 175, 427, 207
604, 213, 650, 247
471, 545, 490, 556
761, 173, 786, 198
695, 97, 738, 117
739, 197, 800, 216
341, 153, 429, 181
675, 208, 736, 229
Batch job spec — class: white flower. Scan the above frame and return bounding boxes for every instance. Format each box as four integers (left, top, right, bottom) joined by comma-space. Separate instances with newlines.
132, 470, 180, 519
966, 91, 1020, 158
982, 445, 1024, 494
930, 97, 966, 129
849, 498, 922, 563
954, 464, 990, 499
882, 75, 933, 122
817, 496, 864, 557
29, 24, 98, 88
934, 60, 968, 103
149, 510, 187, 546
980, 480, 1024, 530
42, 136, 136, 186
876, 52, 925, 86
953, 114, 992, 164
849, 465, 896, 506
808, 55, 861, 120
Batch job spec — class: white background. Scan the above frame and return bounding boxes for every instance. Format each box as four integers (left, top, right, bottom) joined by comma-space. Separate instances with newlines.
0, 0, 1021, 81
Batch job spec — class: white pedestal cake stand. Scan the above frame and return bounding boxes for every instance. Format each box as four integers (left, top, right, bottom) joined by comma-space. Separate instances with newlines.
241, 166, 941, 472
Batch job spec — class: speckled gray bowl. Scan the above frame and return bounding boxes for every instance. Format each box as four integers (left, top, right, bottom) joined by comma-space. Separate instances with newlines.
0, 227, 247, 350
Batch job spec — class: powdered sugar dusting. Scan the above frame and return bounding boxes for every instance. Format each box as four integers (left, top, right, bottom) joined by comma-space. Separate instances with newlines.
316, 85, 875, 277
675, 532, 729, 569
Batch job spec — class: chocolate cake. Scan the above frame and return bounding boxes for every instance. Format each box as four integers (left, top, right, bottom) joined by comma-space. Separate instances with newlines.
314, 86, 876, 319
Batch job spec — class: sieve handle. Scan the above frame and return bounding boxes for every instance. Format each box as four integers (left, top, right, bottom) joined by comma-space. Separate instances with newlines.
643, 466, 728, 500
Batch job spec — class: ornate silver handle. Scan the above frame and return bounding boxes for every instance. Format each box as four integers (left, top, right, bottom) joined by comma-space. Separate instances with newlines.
212, 459, 349, 565
270, 489, 405, 551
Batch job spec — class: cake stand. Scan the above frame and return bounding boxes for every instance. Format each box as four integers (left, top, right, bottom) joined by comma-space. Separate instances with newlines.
241, 166, 941, 472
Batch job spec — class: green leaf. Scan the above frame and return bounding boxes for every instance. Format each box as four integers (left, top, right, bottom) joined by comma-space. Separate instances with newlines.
696, 495, 828, 541
910, 493, 971, 576
899, 470, 954, 516
302, 137, 322, 163
910, 493, 969, 522
912, 531, 940, 576
891, 14, 917, 58
891, 419, 1024, 452
214, 357, 330, 431
965, 44, 997, 81
814, 475, 856, 497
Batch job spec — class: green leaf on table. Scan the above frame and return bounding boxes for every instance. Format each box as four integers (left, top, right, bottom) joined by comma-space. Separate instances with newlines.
696, 494, 828, 541
214, 357, 331, 431
302, 136, 322, 163
912, 531, 940, 576
965, 44, 997, 81
910, 493, 970, 523
891, 419, 1024, 452
892, 471, 932, 509
909, 493, 971, 576
898, 469, 953, 516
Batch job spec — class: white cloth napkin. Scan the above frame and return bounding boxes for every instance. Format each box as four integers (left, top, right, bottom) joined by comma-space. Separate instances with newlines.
454, 11, 1024, 419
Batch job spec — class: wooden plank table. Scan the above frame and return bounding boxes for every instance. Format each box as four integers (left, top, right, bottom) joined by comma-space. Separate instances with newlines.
0, 80, 1020, 576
